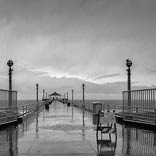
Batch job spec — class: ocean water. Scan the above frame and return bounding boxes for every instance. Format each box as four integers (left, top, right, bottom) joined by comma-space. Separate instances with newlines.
68, 99, 123, 112
17, 100, 41, 107
17, 99, 123, 113
85, 99, 123, 106
70, 99, 122, 105
17, 99, 122, 107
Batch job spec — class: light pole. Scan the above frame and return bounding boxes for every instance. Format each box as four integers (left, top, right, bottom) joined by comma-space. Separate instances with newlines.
82, 83, 85, 126
36, 83, 39, 102
82, 83, 85, 108
126, 59, 132, 107
7, 60, 13, 108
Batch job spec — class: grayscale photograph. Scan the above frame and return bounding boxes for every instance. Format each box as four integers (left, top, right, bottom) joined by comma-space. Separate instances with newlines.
0, 0, 156, 156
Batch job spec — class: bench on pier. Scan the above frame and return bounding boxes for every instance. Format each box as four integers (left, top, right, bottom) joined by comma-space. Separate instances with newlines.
96, 111, 117, 155
96, 110, 117, 140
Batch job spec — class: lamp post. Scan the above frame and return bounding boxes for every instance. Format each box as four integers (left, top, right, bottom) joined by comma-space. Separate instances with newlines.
82, 83, 85, 126
82, 83, 85, 108
7, 60, 13, 108
126, 59, 132, 107
36, 83, 39, 102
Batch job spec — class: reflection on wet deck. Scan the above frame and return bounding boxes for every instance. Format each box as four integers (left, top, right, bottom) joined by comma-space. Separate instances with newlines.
0, 101, 156, 156
0, 125, 18, 156
122, 128, 156, 156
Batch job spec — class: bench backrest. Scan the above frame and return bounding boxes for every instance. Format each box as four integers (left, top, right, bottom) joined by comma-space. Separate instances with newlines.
99, 112, 116, 125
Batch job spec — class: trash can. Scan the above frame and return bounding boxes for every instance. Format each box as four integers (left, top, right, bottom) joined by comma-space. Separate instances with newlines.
92, 102, 102, 125
92, 102, 102, 115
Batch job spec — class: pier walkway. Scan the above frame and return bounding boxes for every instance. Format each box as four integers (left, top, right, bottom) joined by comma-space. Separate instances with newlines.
18, 101, 97, 156
1, 100, 156, 156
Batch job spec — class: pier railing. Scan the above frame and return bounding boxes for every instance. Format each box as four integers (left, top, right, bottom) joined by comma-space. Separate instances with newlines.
123, 88, 156, 125
68, 89, 156, 125
0, 89, 17, 125
0, 89, 45, 126
0, 107, 18, 125
0, 89, 17, 108
18, 102, 43, 118
0, 102, 44, 126
70, 100, 123, 113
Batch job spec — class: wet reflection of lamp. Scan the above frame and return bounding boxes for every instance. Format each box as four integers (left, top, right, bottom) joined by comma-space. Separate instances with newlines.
81, 126, 85, 140
36, 111, 39, 138
6, 125, 18, 156
123, 127, 131, 155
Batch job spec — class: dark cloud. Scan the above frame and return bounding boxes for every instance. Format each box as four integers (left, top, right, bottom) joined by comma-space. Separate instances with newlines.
0, 0, 156, 98
94, 73, 120, 80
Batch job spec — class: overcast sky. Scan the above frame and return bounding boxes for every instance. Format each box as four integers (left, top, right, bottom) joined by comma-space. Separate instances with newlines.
0, 0, 156, 99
